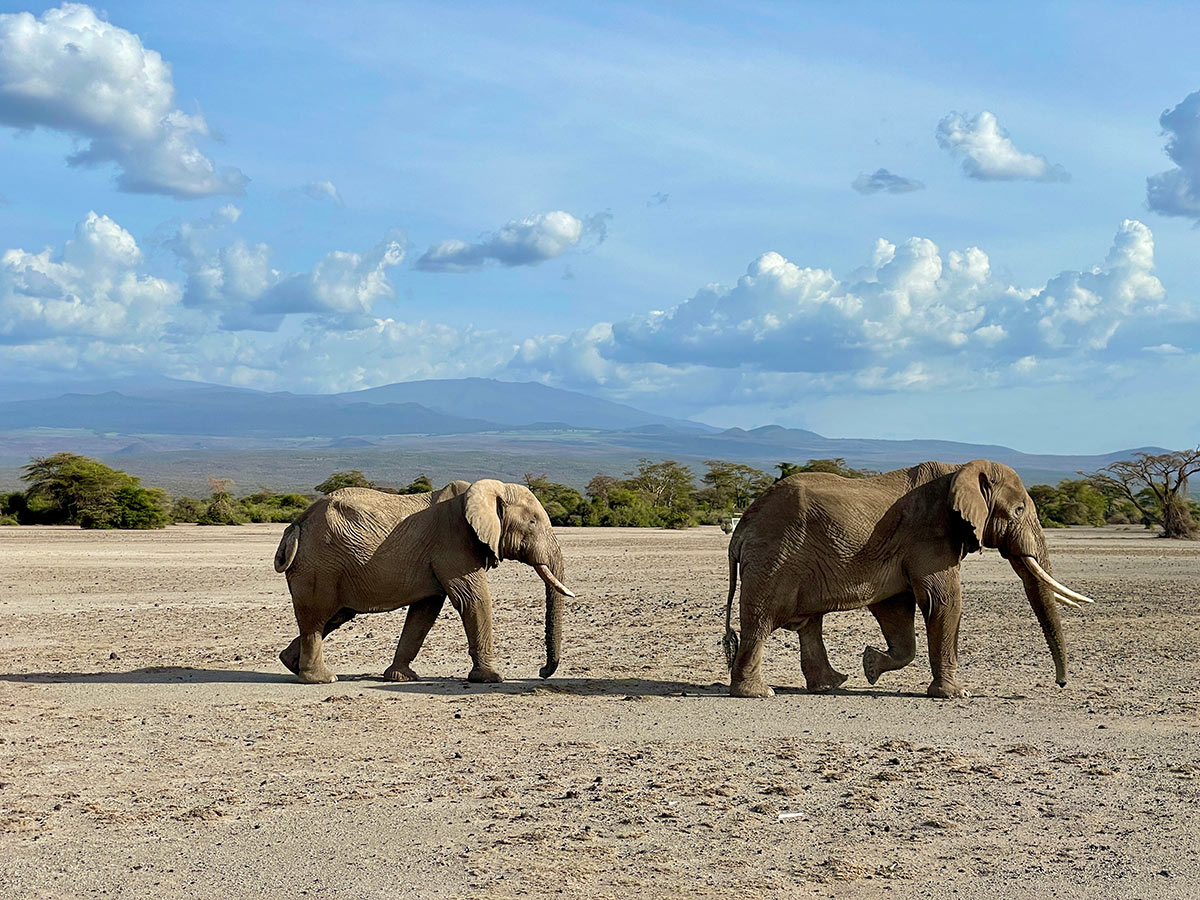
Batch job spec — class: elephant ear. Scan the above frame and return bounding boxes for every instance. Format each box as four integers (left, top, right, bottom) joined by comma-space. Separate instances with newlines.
949, 460, 993, 554
464, 479, 505, 565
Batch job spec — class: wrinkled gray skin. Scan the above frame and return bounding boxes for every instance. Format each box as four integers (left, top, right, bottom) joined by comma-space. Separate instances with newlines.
724, 460, 1072, 699
274, 479, 570, 684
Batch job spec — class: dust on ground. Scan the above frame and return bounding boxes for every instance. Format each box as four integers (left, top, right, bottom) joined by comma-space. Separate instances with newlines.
1, 525, 1197, 899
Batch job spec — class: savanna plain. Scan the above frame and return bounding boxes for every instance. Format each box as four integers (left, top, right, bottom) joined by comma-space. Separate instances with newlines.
0, 525, 1197, 899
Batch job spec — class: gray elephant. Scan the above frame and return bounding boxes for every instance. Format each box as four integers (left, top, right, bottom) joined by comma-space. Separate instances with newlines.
722, 459, 1093, 699
274, 479, 574, 684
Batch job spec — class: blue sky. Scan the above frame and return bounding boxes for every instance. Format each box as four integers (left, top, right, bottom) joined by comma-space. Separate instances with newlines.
1, 1, 1199, 452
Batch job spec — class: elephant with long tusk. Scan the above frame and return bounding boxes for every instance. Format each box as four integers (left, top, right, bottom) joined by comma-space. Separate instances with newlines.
274, 479, 575, 684
723, 459, 1093, 699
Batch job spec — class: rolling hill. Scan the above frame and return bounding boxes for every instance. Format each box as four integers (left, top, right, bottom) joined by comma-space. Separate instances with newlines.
0, 377, 1165, 495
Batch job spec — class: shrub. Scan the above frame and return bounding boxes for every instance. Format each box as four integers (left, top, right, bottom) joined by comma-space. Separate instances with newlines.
197, 492, 246, 525
171, 497, 207, 523
239, 489, 311, 522
315, 470, 374, 494
0, 491, 29, 524
81, 486, 170, 530
398, 474, 434, 494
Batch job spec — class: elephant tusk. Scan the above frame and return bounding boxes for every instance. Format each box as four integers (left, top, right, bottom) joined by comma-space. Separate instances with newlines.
534, 564, 575, 598
1053, 591, 1082, 609
1022, 557, 1095, 605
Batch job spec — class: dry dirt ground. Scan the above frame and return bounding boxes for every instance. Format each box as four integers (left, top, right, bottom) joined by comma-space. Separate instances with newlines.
0, 524, 1197, 899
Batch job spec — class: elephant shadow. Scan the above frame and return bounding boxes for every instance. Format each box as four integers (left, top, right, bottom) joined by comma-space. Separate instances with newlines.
372, 676, 731, 698
0, 667, 292, 685
0, 668, 726, 696
0, 668, 723, 696
0, 669, 984, 699
374, 678, 942, 699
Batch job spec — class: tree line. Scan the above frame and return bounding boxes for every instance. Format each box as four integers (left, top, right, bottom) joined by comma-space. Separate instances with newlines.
3, 449, 1198, 539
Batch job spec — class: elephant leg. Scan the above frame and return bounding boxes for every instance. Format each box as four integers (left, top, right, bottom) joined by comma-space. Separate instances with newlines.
294, 606, 338, 684
448, 576, 502, 683
915, 569, 968, 699
797, 615, 847, 692
863, 593, 917, 685
384, 596, 445, 682
730, 588, 775, 698
283, 571, 339, 684
279, 606, 357, 675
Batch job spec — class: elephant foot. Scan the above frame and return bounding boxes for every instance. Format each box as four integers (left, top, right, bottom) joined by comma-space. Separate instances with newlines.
298, 666, 338, 684
926, 680, 970, 699
805, 669, 848, 693
278, 641, 301, 675
863, 646, 887, 685
383, 664, 419, 682
730, 680, 775, 698
468, 666, 503, 684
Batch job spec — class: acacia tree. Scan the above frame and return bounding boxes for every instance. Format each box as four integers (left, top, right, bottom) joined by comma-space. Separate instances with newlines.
585, 474, 621, 503
1087, 448, 1200, 539
20, 453, 168, 529
701, 460, 772, 514
315, 470, 375, 494
22, 452, 130, 524
625, 459, 698, 527
777, 458, 875, 481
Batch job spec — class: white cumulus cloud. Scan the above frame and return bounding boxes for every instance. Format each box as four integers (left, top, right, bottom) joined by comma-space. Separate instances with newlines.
1146, 90, 1200, 219
510, 221, 1178, 402
168, 212, 404, 331
256, 240, 405, 326
1029, 219, 1165, 350
0, 3, 246, 198
416, 210, 587, 272
936, 111, 1069, 182
0, 211, 180, 343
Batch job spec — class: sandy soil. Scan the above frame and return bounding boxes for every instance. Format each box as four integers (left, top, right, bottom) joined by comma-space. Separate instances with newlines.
1, 524, 1197, 899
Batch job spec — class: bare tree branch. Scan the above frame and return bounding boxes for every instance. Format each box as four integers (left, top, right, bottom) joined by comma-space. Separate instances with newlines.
1084, 447, 1200, 539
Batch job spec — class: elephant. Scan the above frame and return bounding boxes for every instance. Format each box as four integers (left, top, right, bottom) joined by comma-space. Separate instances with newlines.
722, 459, 1094, 699
273, 479, 575, 684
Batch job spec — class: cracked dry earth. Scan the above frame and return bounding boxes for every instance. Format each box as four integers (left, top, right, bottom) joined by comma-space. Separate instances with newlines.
0, 525, 1197, 899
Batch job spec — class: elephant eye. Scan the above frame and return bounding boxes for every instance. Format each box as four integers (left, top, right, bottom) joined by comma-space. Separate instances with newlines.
1015, 504, 1026, 517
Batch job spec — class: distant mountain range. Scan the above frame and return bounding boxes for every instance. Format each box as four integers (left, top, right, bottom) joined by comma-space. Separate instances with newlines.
0, 377, 706, 434
0, 377, 1162, 494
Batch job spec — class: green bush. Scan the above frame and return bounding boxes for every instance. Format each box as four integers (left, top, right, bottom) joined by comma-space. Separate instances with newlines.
1030, 480, 1108, 528
315, 470, 374, 494
525, 474, 588, 526
197, 492, 246, 525
239, 489, 311, 522
80, 485, 170, 530
398, 474, 434, 494
0, 491, 29, 524
777, 458, 876, 480
171, 497, 207, 523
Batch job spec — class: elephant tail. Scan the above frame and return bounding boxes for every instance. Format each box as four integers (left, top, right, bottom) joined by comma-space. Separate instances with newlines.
273, 523, 300, 573
722, 540, 740, 669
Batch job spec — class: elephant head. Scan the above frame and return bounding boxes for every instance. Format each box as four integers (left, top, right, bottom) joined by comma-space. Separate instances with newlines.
950, 460, 1094, 687
464, 479, 574, 678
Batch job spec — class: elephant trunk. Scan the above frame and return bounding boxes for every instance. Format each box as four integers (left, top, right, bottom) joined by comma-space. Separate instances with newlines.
537, 542, 567, 679
1010, 528, 1069, 687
